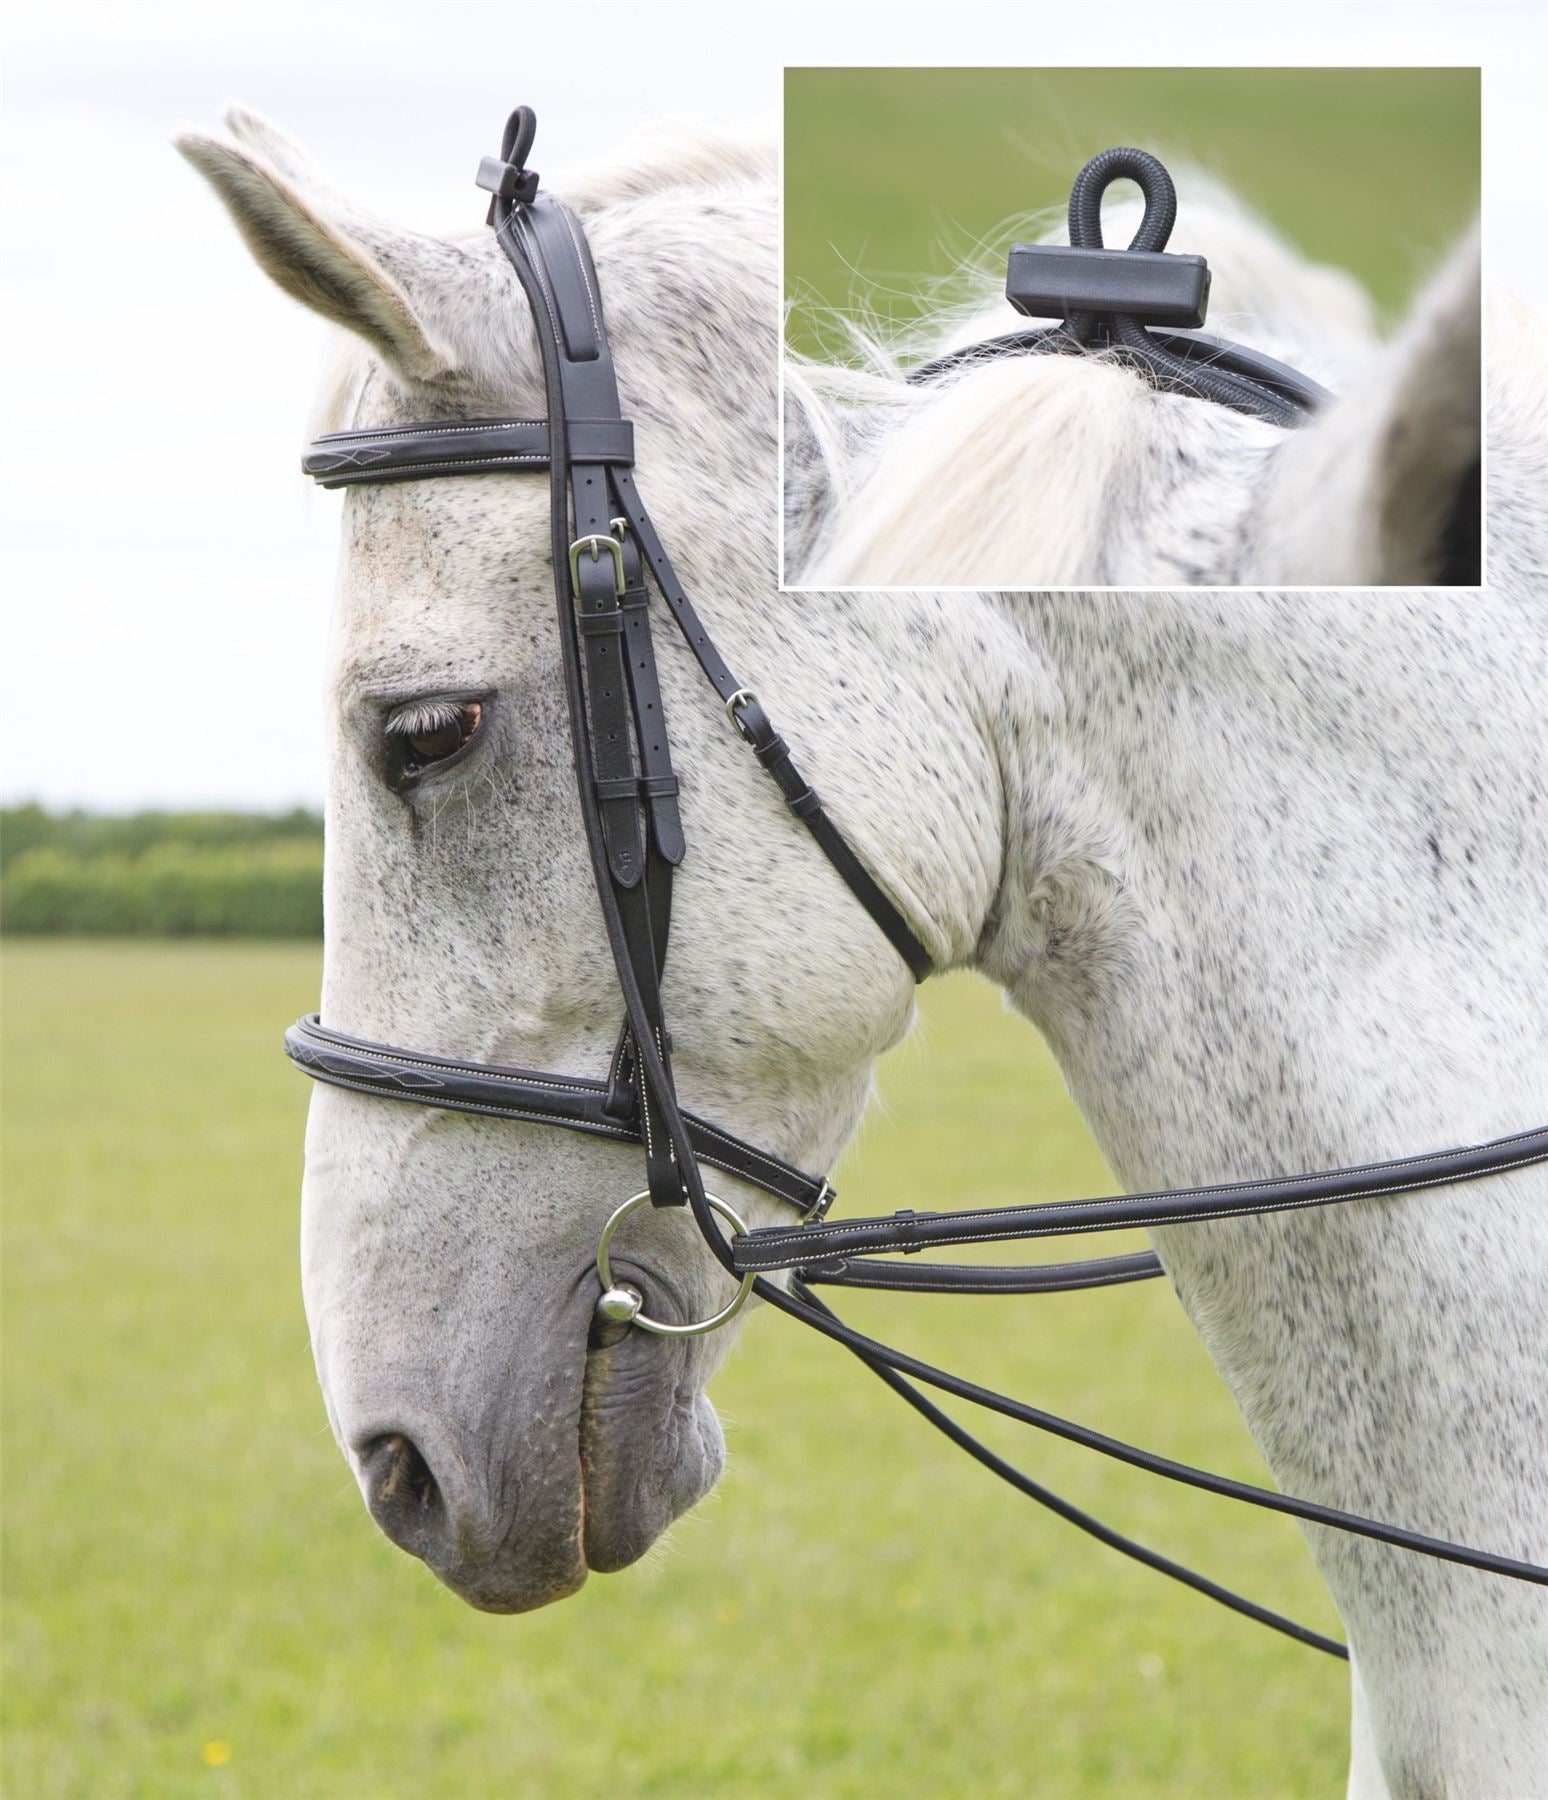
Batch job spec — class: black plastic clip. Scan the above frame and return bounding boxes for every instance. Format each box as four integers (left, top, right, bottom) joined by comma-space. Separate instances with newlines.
807, 1179, 838, 1223
1006, 243, 1210, 330
477, 105, 541, 222
477, 156, 540, 218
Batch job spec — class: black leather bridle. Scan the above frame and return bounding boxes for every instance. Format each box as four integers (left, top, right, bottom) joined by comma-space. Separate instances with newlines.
286, 108, 1546, 1659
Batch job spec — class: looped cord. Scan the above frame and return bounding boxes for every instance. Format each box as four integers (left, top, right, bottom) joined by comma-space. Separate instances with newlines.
1060, 147, 1296, 421
910, 145, 1330, 427
1061, 146, 1177, 343
500, 105, 537, 170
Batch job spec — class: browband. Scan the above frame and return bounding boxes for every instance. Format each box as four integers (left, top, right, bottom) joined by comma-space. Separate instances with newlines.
303, 418, 635, 486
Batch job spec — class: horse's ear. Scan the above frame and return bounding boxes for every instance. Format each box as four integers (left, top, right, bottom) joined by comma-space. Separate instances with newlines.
218, 104, 323, 190
175, 113, 457, 384
1249, 231, 1481, 585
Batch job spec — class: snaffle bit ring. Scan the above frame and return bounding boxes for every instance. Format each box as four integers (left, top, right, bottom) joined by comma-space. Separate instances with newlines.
595, 1190, 753, 1337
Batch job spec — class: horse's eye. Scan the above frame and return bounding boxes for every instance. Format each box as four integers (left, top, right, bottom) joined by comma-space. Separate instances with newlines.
387, 700, 484, 775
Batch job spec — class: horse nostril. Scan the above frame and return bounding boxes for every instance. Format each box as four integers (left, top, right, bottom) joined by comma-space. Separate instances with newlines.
358, 1433, 447, 1560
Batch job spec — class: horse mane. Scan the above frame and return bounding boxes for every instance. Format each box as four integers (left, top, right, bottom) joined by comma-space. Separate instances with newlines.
786, 183, 1378, 588
548, 116, 776, 211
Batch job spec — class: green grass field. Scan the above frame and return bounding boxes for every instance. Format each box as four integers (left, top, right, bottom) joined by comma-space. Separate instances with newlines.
3, 942, 1347, 1796
785, 67, 1480, 354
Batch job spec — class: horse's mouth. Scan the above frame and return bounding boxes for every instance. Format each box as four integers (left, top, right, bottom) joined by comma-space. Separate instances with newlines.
576, 1258, 726, 1573
340, 1253, 724, 1616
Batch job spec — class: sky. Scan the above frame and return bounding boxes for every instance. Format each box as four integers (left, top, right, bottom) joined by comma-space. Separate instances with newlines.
3, 0, 1543, 812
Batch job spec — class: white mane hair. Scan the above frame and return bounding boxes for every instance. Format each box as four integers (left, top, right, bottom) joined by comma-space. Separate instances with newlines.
784, 178, 1480, 588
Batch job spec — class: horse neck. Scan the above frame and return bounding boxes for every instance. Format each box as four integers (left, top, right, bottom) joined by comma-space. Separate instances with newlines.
982, 591, 1548, 1150
969, 590, 1548, 1777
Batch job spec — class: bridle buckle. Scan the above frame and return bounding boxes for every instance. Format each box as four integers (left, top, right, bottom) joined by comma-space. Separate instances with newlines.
569, 533, 626, 597
724, 687, 759, 743
808, 1178, 837, 1222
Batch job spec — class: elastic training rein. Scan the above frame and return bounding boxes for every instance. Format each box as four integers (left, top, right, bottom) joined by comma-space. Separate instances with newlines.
287, 108, 1548, 1660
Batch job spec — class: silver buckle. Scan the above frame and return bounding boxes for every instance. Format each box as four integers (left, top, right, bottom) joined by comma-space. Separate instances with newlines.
724, 687, 758, 742
808, 1178, 837, 1222
568, 533, 625, 597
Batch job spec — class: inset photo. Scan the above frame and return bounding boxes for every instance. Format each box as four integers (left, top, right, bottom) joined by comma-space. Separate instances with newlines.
783, 67, 1481, 589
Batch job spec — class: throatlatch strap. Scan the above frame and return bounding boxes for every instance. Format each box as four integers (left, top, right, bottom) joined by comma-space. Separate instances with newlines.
603, 468, 933, 981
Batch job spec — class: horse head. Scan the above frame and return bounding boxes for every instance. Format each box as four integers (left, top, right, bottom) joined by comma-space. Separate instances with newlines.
176, 107, 997, 1611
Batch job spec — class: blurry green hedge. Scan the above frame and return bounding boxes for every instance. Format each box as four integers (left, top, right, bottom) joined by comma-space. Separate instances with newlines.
0, 803, 322, 873
1, 807, 323, 937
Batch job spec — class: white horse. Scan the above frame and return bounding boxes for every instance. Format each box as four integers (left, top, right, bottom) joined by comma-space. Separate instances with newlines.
785, 180, 1482, 589
179, 109, 1547, 1798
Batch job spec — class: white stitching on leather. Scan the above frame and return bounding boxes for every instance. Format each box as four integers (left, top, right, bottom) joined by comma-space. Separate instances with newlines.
826, 1264, 1156, 1293
312, 420, 544, 443
510, 212, 565, 346
331, 456, 548, 479
304, 1072, 634, 1136
297, 1027, 597, 1094
652, 1027, 674, 1167
745, 1131, 1548, 1246
558, 203, 604, 343
294, 1026, 820, 1208
739, 1149, 1548, 1265
690, 1117, 792, 1178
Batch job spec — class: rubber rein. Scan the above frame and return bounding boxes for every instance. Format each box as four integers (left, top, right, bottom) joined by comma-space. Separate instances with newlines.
286, 108, 1547, 1662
